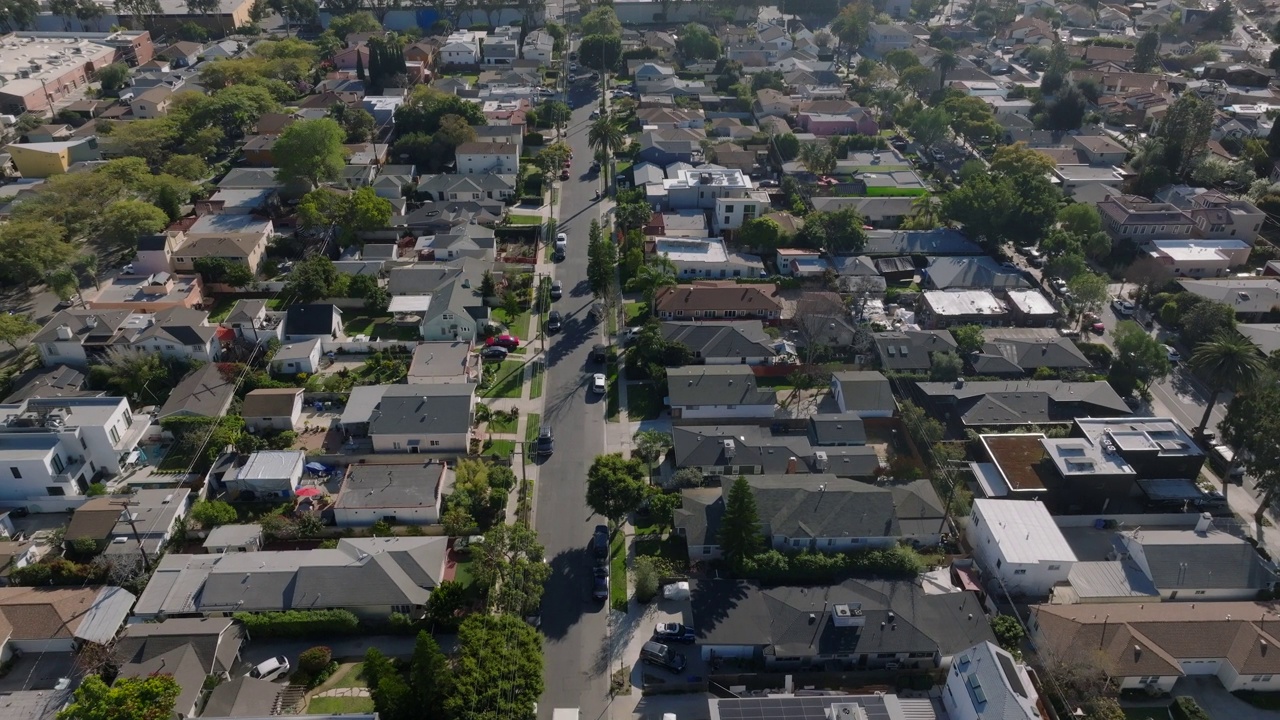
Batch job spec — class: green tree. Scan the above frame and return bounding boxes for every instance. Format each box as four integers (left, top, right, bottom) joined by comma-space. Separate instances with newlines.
587, 113, 624, 159
274, 119, 347, 187
1190, 331, 1264, 438
579, 5, 621, 35
284, 255, 345, 303
1180, 300, 1237, 346
797, 142, 837, 176
1068, 272, 1109, 328
929, 351, 963, 381
991, 614, 1025, 650
798, 207, 868, 253
625, 255, 677, 314
161, 154, 208, 181
1109, 320, 1171, 397
586, 219, 617, 299
579, 33, 622, 72
1158, 93, 1214, 177
720, 475, 763, 565
586, 453, 648, 527
677, 22, 720, 60
0, 313, 38, 350
952, 324, 985, 354
46, 267, 79, 303
1058, 203, 1102, 236
191, 501, 237, 531
193, 257, 253, 287
444, 615, 543, 720
909, 106, 950, 149
95, 62, 130, 96
631, 429, 672, 480
1134, 30, 1160, 72
898, 65, 933, 94
57, 674, 179, 720
327, 10, 379, 39
1222, 370, 1280, 517
472, 521, 551, 615
99, 200, 168, 248
738, 217, 786, 252
409, 631, 449, 710
831, 0, 873, 48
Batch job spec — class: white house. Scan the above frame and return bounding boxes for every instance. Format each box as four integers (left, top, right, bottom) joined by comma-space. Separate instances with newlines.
441, 30, 481, 65
0, 396, 147, 500
333, 461, 447, 526
666, 366, 777, 420
269, 338, 323, 375
1143, 239, 1253, 278
522, 29, 554, 63
866, 24, 913, 54
226, 450, 305, 498
654, 237, 765, 280
968, 499, 1077, 598
943, 641, 1041, 720
455, 141, 520, 175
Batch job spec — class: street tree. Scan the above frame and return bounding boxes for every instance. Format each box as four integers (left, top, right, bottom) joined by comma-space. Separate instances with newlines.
579, 5, 621, 35
587, 114, 624, 159
1109, 320, 1171, 397
471, 521, 551, 616
99, 199, 169, 249
1058, 203, 1102, 236
0, 313, 37, 350
274, 118, 347, 187
1190, 331, 1264, 438
909, 106, 950, 149
586, 219, 617, 298
1221, 370, 1280, 517
579, 33, 622, 72
632, 430, 673, 479
585, 453, 648, 527
1067, 272, 1109, 326
408, 631, 449, 712
720, 475, 763, 566
445, 615, 543, 720
57, 674, 179, 720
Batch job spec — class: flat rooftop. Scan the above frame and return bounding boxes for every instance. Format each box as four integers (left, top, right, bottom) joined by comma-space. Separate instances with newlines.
655, 237, 728, 263
1145, 239, 1251, 261
88, 275, 201, 306
923, 290, 1007, 317
0, 35, 118, 94
973, 499, 1076, 564
980, 434, 1050, 492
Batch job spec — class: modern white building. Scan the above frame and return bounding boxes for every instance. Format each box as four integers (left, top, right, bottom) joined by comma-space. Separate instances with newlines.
659, 168, 771, 233
943, 641, 1041, 720
440, 29, 481, 65
967, 498, 1077, 598
0, 396, 147, 500
1143, 239, 1252, 278
654, 237, 764, 279
455, 141, 519, 175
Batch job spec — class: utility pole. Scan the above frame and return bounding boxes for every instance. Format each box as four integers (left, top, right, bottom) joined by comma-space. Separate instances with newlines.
114, 499, 152, 572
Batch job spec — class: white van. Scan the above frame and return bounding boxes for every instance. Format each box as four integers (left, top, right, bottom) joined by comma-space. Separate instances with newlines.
554, 232, 567, 260
247, 655, 291, 681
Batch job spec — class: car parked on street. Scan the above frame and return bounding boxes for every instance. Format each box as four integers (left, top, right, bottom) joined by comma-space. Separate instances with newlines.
1112, 299, 1135, 317
591, 373, 607, 394
546, 310, 563, 333
486, 334, 521, 350
592, 524, 609, 558
550, 280, 563, 300
536, 426, 554, 456
592, 565, 609, 601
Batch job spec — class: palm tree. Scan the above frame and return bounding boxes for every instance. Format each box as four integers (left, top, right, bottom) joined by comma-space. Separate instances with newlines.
1190, 331, 1264, 440
626, 256, 677, 315
936, 51, 958, 90
902, 195, 942, 230
588, 113, 625, 193
632, 429, 673, 481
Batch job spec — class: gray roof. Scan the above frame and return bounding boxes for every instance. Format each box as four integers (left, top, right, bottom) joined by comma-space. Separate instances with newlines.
203, 523, 263, 550
741, 474, 942, 541
672, 425, 882, 477
272, 338, 322, 362
135, 307, 218, 347
367, 385, 475, 437
874, 330, 957, 371
416, 173, 516, 196
218, 168, 284, 189
336, 461, 445, 511
407, 341, 473, 380
914, 380, 1132, 427
673, 487, 723, 547
831, 254, 878, 276
30, 309, 137, 345
158, 364, 236, 419
831, 371, 896, 414
2, 364, 90, 403
1067, 560, 1160, 601
667, 366, 776, 408
135, 537, 447, 615
116, 617, 243, 675
808, 413, 867, 446
970, 337, 1092, 375
693, 578, 995, 658
1124, 529, 1275, 591
202, 676, 280, 718
863, 229, 983, 256
923, 256, 1032, 290
119, 643, 206, 719
949, 642, 1041, 720
224, 299, 266, 325
386, 259, 488, 323
661, 321, 776, 362
284, 304, 341, 338
237, 450, 305, 481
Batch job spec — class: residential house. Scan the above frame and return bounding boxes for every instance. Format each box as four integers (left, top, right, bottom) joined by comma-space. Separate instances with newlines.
1002, 289, 1060, 327
0, 394, 146, 496
1, 365, 92, 404
636, 106, 705, 129
65, 488, 190, 556
967, 499, 1077, 597
129, 86, 172, 118
693, 578, 994, 669
482, 25, 519, 65
968, 336, 1092, 376
1030, 600, 1280, 693
32, 309, 149, 368
202, 524, 263, 554
440, 30, 481, 65
918, 290, 1010, 329
915, 380, 1131, 432
240, 388, 304, 433
636, 131, 704, 167
0, 586, 134, 655
1158, 187, 1266, 243
338, 384, 475, 454
1072, 135, 1129, 165
943, 641, 1042, 720
406, 342, 477, 385
1176, 278, 1280, 322
116, 617, 246, 684
675, 475, 945, 561
866, 24, 913, 54
776, 249, 828, 277
1098, 194, 1196, 240
131, 307, 223, 363
133, 536, 448, 620
795, 110, 878, 137
454, 141, 518, 175
416, 173, 517, 203
656, 167, 770, 234
283, 304, 343, 342
923, 257, 1032, 291
331, 42, 369, 73
661, 321, 777, 365
370, 164, 415, 200
863, 229, 984, 256
829, 371, 896, 418
644, 208, 711, 238
655, 237, 764, 280
1143, 239, 1252, 277
158, 41, 203, 67
522, 29, 554, 63
752, 88, 792, 119
666, 366, 777, 421
6, 137, 99, 177
223, 299, 283, 346
387, 260, 488, 341
334, 460, 448, 526
654, 282, 784, 321
239, 135, 277, 166
1113, 515, 1274, 600
157, 363, 236, 422
222, 449, 305, 498
873, 330, 958, 372
671, 422, 882, 478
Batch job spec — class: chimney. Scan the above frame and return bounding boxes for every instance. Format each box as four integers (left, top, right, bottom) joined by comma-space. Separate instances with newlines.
1195, 512, 1213, 534
786, 456, 798, 473
85, 315, 98, 328
955, 377, 965, 388
55, 325, 73, 340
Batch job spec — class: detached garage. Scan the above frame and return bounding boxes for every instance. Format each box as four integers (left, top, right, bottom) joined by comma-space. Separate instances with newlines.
333, 460, 448, 527
0, 586, 135, 657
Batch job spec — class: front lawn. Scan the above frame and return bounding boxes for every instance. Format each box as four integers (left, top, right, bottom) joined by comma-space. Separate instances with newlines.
481, 360, 526, 399
507, 214, 543, 225
487, 411, 518, 434
491, 306, 531, 337
609, 531, 627, 611
529, 362, 544, 399
626, 382, 663, 421
524, 412, 541, 465
343, 313, 420, 341
308, 697, 375, 715
623, 301, 647, 326
605, 361, 620, 422
453, 559, 476, 588
482, 439, 516, 458
635, 530, 688, 572
329, 662, 367, 689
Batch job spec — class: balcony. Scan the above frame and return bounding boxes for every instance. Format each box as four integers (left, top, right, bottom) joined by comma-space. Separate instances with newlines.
54, 456, 87, 485
113, 415, 152, 456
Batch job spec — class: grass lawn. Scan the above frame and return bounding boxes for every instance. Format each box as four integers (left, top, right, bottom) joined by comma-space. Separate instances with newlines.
483, 439, 516, 458
307, 697, 375, 715
488, 412, 518, 434
605, 361, 620, 422
1121, 709, 1169, 720
609, 531, 628, 611
156, 446, 197, 474
453, 559, 476, 588
329, 662, 367, 688
491, 307, 531, 336
343, 314, 419, 341
615, 160, 633, 176
635, 531, 689, 572
755, 376, 796, 390
205, 296, 236, 323
624, 301, 647, 326
507, 214, 543, 225
626, 382, 663, 421
482, 359, 526, 399
266, 297, 291, 310
529, 361, 544, 399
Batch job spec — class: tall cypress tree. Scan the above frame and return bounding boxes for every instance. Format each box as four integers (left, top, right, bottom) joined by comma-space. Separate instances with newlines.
720, 475, 763, 566
355, 48, 365, 81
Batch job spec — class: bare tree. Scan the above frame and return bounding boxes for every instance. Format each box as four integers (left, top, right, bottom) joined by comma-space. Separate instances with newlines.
792, 293, 857, 365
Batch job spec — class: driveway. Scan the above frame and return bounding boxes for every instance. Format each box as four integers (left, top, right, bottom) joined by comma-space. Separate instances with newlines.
236, 634, 433, 675
1172, 676, 1274, 720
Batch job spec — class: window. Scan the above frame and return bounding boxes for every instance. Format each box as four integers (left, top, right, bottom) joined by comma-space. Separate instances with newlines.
1013, 569, 1027, 575
123, 410, 133, 427
1194, 590, 1206, 595
51, 455, 64, 474
995, 558, 1002, 568
725, 310, 738, 318
46, 345, 58, 356
109, 427, 120, 444
1252, 675, 1274, 682
79, 437, 87, 450
1047, 564, 1061, 570
702, 546, 711, 555
725, 204, 735, 212
9, 467, 19, 479
724, 216, 731, 225
47, 487, 65, 496
429, 440, 440, 447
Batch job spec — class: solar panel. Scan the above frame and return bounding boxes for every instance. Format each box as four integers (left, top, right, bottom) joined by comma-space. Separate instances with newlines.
714, 696, 895, 720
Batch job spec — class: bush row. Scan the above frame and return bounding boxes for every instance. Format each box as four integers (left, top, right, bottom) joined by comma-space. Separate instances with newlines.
739, 546, 927, 585
233, 610, 360, 638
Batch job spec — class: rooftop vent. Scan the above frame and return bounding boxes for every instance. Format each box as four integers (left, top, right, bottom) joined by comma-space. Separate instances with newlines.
831, 602, 865, 627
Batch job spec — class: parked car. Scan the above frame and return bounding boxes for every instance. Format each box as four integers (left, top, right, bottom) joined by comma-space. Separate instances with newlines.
546, 310, 563, 332
592, 524, 609, 558
592, 565, 609, 600
1165, 345, 1181, 364
590, 109, 601, 119
559, 169, 570, 181
591, 373, 607, 394
1112, 299, 1135, 317
480, 346, 509, 361
653, 622, 697, 644
486, 334, 521, 350
247, 656, 290, 681
550, 280, 563, 300
640, 641, 687, 673
536, 426, 554, 456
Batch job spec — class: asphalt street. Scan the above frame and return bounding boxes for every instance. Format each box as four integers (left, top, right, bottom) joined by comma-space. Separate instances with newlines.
534, 75, 613, 720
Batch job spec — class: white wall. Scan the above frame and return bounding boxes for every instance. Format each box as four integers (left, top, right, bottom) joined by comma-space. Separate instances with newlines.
676, 404, 775, 420
10, 637, 75, 653
335, 504, 439, 526
968, 504, 1072, 598
372, 432, 469, 455
40, 340, 88, 368
1117, 676, 1178, 693
774, 535, 899, 552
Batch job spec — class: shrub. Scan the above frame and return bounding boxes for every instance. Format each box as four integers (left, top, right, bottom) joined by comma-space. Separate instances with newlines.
371, 519, 394, 536
85, 483, 108, 496
524, 132, 545, 146
191, 500, 238, 528
633, 556, 659, 602
298, 646, 332, 675
233, 610, 360, 638
991, 614, 1025, 650
1171, 697, 1211, 720
738, 545, 928, 584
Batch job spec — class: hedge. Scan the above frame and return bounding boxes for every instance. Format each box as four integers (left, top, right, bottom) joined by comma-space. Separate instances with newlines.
233, 610, 360, 638
739, 545, 927, 585
1171, 697, 1210, 720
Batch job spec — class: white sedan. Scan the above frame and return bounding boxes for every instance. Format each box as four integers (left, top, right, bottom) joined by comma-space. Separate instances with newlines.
591, 373, 607, 394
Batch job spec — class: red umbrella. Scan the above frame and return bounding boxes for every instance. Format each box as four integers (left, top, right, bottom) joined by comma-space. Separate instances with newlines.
295, 487, 322, 497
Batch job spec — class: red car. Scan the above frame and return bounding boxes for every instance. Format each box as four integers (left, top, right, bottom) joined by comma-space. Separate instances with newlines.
1090, 322, 1105, 334
563, 159, 571, 168
486, 334, 521, 349
560, 169, 570, 180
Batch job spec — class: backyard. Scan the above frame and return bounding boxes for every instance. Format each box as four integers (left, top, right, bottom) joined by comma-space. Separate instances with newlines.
305, 663, 373, 715
343, 313, 420, 341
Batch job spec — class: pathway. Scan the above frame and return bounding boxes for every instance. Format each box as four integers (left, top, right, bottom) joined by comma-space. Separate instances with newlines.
310, 687, 371, 699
